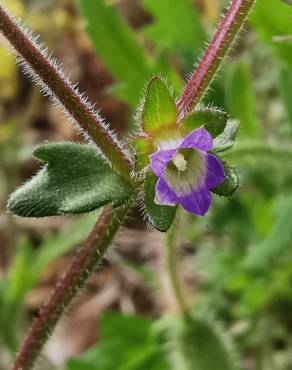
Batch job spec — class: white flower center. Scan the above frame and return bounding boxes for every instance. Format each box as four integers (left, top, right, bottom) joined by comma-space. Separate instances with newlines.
172, 152, 187, 172
156, 134, 183, 150
165, 149, 207, 195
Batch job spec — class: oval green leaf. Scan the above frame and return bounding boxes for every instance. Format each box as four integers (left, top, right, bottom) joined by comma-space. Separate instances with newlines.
8, 142, 133, 217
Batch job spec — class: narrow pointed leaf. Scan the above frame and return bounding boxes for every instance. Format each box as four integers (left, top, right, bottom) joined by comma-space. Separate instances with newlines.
8, 142, 132, 217
244, 195, 292, 271
142, 0, 206, 53
180, 108, 228, 138
77, 0, 153, 106
144, 172, 177, 232
142, 0, 206, 74
142, 77, 177, 135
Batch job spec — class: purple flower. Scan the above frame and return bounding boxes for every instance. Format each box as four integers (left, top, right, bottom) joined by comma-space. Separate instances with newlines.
150, 127, 225, 216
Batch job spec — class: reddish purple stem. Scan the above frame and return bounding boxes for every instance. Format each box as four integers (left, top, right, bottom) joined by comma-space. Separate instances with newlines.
177, 0, 255, 120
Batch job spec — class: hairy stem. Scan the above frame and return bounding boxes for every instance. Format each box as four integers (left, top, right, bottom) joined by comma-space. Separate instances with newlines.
177, 0, 256, 119
0, 6, 132, 179
164, 226, 188, 315
12, 203, 131, 370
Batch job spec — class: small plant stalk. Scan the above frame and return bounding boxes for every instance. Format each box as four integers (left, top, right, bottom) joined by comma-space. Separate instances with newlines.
0, 5, 132, 179
177, 0, 256, 119
12, 203, 131, 370
164, 226, 188, 315
0, 0, 257, 368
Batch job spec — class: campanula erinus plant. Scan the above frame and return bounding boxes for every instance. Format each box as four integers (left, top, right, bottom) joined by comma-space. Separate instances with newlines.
0, 0, 256, 369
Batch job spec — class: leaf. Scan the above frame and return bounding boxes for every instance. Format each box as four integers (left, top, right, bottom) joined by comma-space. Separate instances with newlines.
142, 77, 177, 135
144, 172, 177, 232
180, 108, 228, 138
76, 0, 153, 106
0, 238, 32, 352
5, 238, 34, 302
250, 0, 292, 66
142, 0, 206, 73
278, 65, 292, 129
158, 315, 238, 370
225, 61, 259, 137
8, 142, 132, 217
65, 313, 169, 370
213, 120, 240, 153
244, 196, 292, 271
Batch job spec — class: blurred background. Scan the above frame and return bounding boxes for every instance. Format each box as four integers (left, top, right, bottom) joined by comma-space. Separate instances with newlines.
0, 0, 292, 369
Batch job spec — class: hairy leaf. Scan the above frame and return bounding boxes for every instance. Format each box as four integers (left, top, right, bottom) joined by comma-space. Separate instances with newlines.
8, 143, 132, 217
144, 172, 177, 232
142, 77, 177, 135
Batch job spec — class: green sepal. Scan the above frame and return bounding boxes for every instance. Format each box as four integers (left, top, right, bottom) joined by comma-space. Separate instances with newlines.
8, 142, 133, 217
180, 108, 228, 138
144, 172, 177, 232
132, 136, 154, 171
142, 76, 177, 135
213, 120, 240, 153
212, 163, 239, 197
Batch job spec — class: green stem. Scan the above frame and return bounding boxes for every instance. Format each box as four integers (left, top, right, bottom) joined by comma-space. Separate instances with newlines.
12, 203, 132, 370
164, 226, 188, 315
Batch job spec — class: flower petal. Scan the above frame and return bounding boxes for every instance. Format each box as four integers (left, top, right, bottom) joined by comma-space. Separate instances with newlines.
150, 149, 177, 177
178, 187, 212, 216
180, 127, 213, 151
205, 154, 225, 188
164, 149, 206, 194
155, 178, 178, 206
